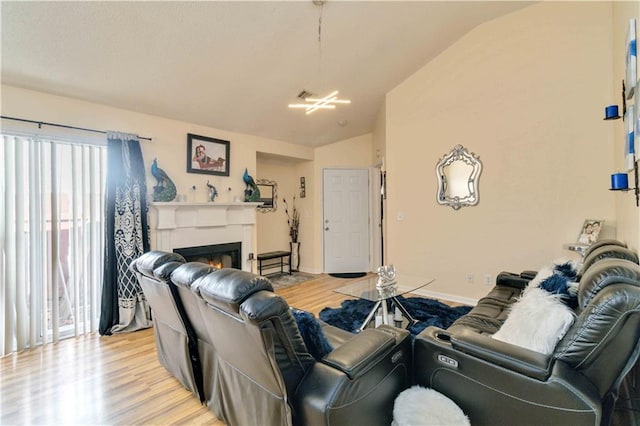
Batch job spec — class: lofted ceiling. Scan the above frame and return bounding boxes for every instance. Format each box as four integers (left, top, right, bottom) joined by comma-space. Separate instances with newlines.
1, 1, 531, 147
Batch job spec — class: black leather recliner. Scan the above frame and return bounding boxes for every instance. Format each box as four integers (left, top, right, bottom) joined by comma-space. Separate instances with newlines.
413, 257, 640, 425
190, 266, 412, 426
130, 252, 224, 410
449, 244, 639, 336
129, 251, 207, 403
168, 262, 219, 409
131, 251, 413, 425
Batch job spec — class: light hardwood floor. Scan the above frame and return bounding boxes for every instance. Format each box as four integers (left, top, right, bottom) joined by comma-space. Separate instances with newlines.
0, 274, 366, 425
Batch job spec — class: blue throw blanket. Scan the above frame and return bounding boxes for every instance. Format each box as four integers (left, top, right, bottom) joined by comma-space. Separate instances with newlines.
319, 296, 472, 335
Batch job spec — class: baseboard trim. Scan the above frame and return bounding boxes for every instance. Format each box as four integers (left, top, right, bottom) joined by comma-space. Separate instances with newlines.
298, 267, 322, 275
412, 288, 479, 306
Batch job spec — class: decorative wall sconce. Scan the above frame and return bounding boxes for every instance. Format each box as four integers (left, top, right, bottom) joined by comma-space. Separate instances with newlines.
610, 161, 639, 207
609, 19, 640, 207
300, 177, 306, 198
606, 80, 639, 207
603, 104, 621, 120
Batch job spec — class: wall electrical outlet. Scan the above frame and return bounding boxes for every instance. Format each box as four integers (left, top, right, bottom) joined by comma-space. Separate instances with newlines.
484, 274, 492, 286
466, 273, 474, 284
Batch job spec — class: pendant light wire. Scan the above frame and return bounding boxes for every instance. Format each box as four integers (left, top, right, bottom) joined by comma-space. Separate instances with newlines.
317, 0, 325, 75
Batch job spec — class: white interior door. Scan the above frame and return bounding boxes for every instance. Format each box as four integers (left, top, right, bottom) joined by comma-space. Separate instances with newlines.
323, 168, 370, 273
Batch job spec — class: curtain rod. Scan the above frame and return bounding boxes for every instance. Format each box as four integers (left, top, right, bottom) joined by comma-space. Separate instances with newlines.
0, 115, 152, 141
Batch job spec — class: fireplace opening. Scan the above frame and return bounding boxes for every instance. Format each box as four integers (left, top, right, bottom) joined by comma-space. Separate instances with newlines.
174, 242, 241, 270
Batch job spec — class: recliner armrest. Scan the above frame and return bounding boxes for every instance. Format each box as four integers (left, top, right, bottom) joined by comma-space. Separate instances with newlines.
496, 272, 532, 289
322, 325, 409, 380
296, 325, 411, 425
449, 328, 552, 380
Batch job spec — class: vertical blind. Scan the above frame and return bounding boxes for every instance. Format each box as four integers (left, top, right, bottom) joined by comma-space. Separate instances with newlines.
1, 134, 106, 355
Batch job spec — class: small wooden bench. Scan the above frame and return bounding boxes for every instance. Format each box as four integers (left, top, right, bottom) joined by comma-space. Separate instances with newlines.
256, 251, 292, 276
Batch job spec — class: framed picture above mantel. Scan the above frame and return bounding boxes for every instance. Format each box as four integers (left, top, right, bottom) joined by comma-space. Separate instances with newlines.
187, 133, 230, 176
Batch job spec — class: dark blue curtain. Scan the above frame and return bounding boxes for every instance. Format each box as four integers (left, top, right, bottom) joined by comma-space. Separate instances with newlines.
99, 132, 150, 335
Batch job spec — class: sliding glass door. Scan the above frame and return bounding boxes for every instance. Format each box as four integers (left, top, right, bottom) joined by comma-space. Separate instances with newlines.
1, 134, 106, 355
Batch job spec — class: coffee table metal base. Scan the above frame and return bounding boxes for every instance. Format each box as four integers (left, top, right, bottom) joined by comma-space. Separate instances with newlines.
359, 297, 417, 332
333, 274, 434, 332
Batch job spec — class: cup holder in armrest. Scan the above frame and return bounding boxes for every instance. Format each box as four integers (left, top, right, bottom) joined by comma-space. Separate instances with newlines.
435, 332, 452, 342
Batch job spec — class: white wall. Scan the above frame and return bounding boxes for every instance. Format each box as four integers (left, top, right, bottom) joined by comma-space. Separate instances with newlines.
4, 1, 632, 296
386, 2, 616, 300
255, 155, 310, 270
1, 85, 313, 258
1, 84, 373, 273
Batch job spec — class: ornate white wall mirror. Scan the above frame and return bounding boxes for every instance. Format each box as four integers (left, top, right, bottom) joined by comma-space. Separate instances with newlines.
436, 145, 482, 210
256, 179, 278, 213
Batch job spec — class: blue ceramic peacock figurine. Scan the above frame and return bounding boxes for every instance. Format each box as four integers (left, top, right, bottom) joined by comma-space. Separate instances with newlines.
242, 168, 260, 202
151, 158, 177, 202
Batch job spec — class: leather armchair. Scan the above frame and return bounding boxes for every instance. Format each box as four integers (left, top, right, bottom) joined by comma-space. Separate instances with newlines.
413, 258, 640, 426
190, 267, 412, 426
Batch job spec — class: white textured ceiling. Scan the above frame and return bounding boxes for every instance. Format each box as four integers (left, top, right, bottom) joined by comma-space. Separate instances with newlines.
1, 1, 531, 146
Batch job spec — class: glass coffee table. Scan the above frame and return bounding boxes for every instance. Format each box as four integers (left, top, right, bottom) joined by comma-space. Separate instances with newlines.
334, 275, 435, 331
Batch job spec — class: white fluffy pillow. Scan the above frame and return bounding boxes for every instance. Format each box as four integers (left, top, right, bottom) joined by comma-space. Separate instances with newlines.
525, 258, 580, 295
525, 265, 555, 291
392, 386, 470, 426
492, 288, 575, 354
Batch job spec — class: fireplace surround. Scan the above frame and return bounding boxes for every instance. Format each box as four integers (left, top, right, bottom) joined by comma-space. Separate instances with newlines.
174, 242, 241, 269
149, 201, 261, 272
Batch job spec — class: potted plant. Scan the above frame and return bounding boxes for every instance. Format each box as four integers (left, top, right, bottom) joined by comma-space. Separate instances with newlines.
283, 196, 300, 271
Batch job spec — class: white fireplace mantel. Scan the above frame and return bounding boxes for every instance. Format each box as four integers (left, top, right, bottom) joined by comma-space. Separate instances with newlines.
149, 201, 262, 272
150, 201, 262, 230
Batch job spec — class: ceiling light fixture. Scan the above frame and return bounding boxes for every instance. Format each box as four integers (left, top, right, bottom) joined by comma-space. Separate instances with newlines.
288, 90, 351, 115
287, 0, 351, 114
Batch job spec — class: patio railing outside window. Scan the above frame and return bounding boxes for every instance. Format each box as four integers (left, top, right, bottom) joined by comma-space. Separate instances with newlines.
1, 134, 106, 355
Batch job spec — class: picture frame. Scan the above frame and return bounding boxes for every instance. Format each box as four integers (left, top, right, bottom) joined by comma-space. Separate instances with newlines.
625, 18, 637, 100
187, 133, 230, 176
576, 219, 604, 246
300, 176, 306, 198
636, 81, 640, 159
625, 104, 635, 171
256, 179, 277, 213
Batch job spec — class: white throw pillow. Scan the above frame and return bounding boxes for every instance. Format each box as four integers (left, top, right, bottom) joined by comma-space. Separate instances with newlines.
492, 287, 575, 355
525, 258, 580, 295
525, 265, 555, 291
392, 386, 470, 426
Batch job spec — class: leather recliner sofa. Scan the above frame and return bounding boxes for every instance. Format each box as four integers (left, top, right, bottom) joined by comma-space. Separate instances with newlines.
447, 242, 639, 336
130, 251, 412, 426
413, 247, 640, 425
132, 243, 640, 425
